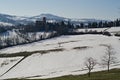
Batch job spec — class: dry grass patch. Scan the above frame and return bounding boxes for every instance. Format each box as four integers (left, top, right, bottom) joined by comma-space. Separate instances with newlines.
0, 48, 65, 58
73, 46, 91, 50
99, 44, 109, 47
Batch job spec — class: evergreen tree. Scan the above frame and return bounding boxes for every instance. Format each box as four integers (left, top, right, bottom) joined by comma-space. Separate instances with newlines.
98, 21, 103, 28
80, 23, 84, 28
92, 22, 98, 28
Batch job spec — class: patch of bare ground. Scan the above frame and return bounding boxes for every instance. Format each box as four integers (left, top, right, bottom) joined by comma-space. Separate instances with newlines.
73, 46, 91, 50
0, 48, 65, 58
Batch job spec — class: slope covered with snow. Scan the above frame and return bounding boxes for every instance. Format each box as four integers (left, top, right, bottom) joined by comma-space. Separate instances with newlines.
0, 29, 53, 48
0, 34, 120, 79
27, 13, 67, 22
0, 13, 107, 26
0, 22, 13, 26
0, 13, 29, 26
78, 27, 120, 33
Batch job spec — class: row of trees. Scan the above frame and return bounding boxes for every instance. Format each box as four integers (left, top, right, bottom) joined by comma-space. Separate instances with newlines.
19, 18, 120, 34
84, 45, 117, 77
76, 19, 120, 29
19, 21, 73, 35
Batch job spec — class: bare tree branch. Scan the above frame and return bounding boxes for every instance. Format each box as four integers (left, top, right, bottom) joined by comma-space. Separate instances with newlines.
101, 45, 117, 72
84, 57, 97, 77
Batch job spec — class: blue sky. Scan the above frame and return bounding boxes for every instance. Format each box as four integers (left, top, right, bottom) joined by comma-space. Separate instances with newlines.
0, 0, 120, 20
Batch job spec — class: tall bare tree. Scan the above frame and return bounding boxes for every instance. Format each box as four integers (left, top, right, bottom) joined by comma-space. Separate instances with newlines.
84, 57, 97, 77
101, 45, 117, 72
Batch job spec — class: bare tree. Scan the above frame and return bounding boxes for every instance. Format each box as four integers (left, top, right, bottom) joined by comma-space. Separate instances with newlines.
101, 45, 117, 72
84, 57, 97, 77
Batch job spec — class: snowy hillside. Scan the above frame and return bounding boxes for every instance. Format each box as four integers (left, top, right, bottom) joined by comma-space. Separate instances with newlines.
0, 22, 13, 26
0, 34, 120, 79
0, 13, 107, 26
0, 29, 53, 48
26, 14, 67, 22
71, 18, 107, 23
0, 13, 29, 26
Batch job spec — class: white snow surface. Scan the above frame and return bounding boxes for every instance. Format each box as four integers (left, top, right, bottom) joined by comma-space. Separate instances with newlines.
78, 27, 120, 33
0, 22, 13, 26
0, 57, 23, 76
0, 34, 120, 79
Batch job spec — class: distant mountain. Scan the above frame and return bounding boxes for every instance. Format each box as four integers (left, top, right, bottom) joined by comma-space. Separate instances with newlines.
0, 13, 108, 26
0, 13, 29, 26
27, 14, 66, 21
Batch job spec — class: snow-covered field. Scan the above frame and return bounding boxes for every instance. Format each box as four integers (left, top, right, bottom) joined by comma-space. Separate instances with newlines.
0, 34, 120, 79
78, 27, 120, 33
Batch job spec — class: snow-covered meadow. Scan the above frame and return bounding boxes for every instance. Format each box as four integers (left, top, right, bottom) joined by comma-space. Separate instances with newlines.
78, 27, 120, 34
0, 33, 120, 79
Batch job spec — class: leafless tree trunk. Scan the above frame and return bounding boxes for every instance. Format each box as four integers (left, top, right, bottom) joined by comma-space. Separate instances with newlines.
84, 57, 97, 77
101, 45, 117, 72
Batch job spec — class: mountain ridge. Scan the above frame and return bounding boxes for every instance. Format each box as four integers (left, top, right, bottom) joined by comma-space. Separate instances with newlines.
0, 13, 108, 26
